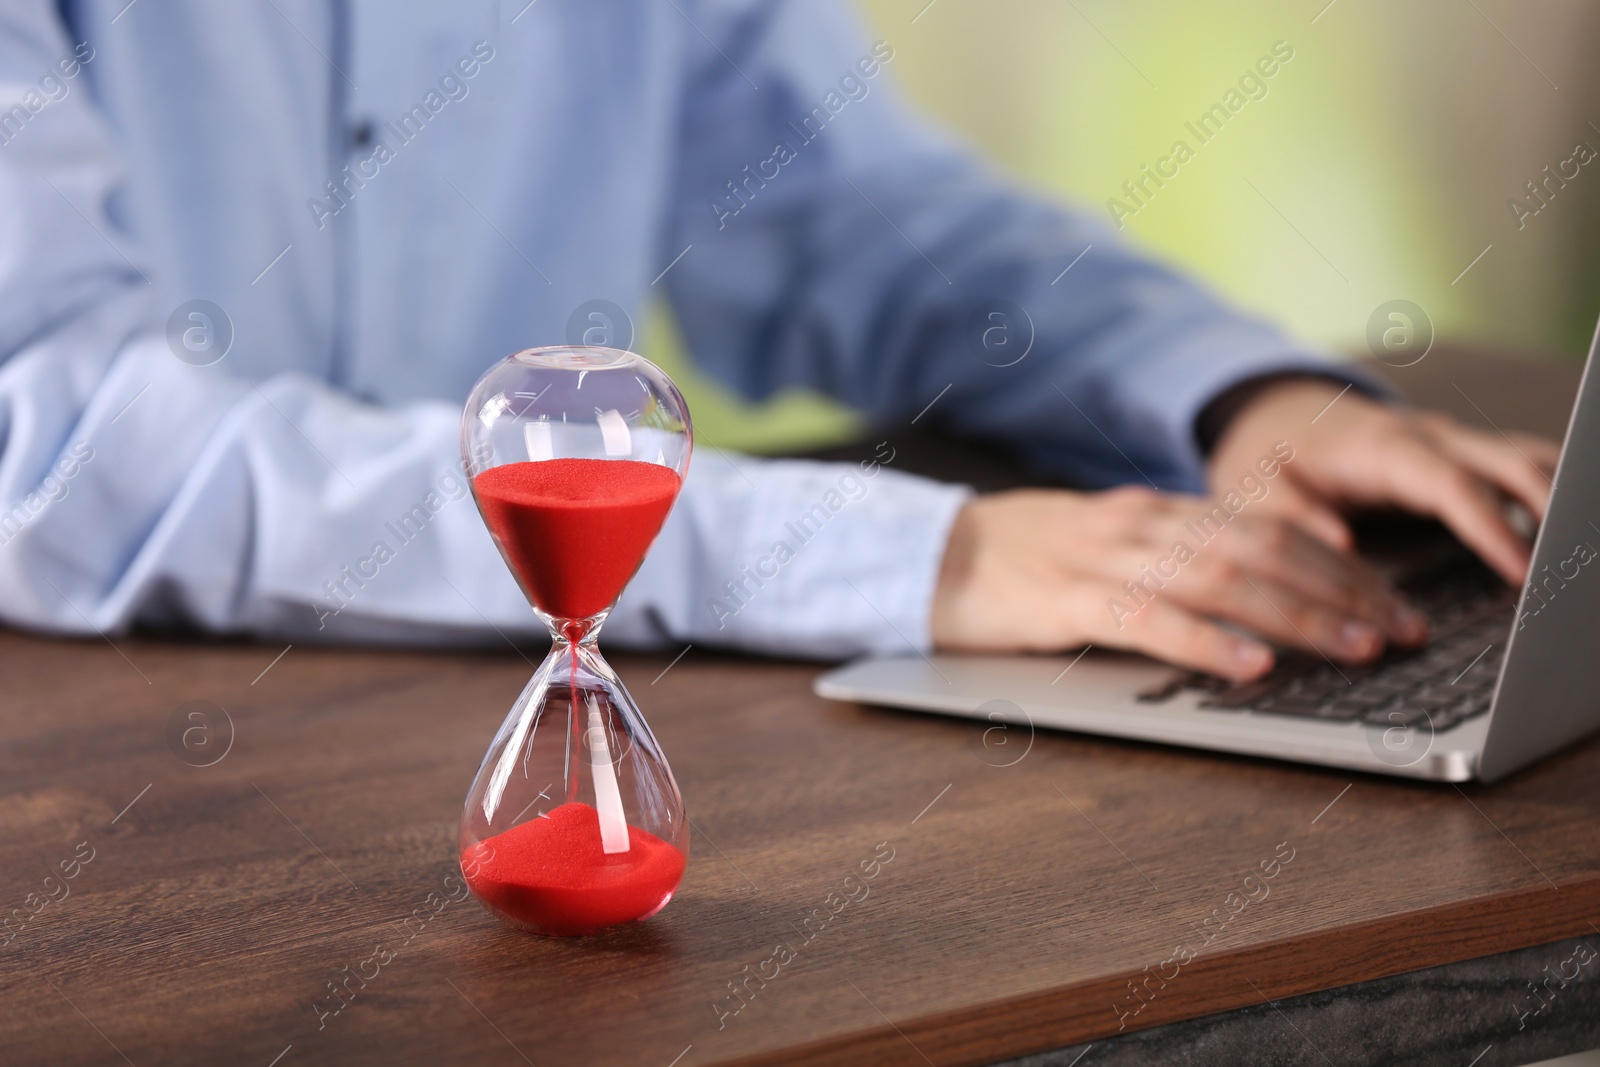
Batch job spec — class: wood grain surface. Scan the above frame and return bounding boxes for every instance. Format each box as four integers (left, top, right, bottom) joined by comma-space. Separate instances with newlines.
1, 346, 1593, 1067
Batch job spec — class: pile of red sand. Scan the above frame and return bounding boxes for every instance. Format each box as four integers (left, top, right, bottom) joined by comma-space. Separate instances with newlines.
462, 802, 685, 935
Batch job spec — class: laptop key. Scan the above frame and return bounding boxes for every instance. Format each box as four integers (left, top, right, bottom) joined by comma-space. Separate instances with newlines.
1330, 690, 1392, 710
1385, 658, 1437, 679
1312, 701, 1369, 721
1252, 695, 1329, 717
1362, 703, 1429, 727
1200, 681, 1281, 709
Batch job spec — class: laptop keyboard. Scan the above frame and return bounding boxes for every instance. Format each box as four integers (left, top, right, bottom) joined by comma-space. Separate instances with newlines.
1139, 556, 1515, 733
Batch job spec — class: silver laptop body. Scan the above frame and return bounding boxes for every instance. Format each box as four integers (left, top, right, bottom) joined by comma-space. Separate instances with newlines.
816, 328, 1600, 783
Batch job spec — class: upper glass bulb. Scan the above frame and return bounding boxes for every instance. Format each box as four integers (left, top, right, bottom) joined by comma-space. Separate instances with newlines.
461, 345, 692, 639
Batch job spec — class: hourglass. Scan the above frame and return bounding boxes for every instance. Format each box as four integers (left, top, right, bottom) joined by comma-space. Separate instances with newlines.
457, 345, 691, 936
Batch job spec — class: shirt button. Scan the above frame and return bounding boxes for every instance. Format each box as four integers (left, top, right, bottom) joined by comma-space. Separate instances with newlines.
349, 120, 375, 150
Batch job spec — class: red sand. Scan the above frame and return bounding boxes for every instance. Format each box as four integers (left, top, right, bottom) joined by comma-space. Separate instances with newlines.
462, 802, 685, 935
473, 459, 680, 621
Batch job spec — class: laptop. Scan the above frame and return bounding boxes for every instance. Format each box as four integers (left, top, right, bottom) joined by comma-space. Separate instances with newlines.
814, 332, 1600, 783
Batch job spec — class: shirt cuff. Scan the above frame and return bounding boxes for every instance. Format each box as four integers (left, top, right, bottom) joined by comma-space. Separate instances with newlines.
1191, 363, 1400, 455
1107, 328, 1398, 494
709, 455, 972, 659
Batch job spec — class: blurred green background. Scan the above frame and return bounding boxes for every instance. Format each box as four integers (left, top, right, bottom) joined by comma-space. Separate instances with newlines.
648, 0, 1600, 452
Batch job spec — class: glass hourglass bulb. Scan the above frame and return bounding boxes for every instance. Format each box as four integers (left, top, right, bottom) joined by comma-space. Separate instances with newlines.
456, 345, 691, 936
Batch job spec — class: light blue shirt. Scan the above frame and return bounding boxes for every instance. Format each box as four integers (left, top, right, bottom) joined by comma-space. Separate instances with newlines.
0, 0, 1348, 658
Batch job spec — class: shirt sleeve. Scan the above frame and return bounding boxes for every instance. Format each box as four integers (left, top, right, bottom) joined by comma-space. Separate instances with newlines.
662, 0, 1382, 495
0, 0, 1376, 664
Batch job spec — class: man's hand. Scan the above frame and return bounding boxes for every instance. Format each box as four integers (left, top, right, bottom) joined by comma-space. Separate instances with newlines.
930, 486, 1427, 681
1205, 378, 1560, 583
928, 376, 1560, 681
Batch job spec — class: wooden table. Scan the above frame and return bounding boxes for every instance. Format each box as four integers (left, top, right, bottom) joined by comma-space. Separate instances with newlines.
2, 347, 1597, 1067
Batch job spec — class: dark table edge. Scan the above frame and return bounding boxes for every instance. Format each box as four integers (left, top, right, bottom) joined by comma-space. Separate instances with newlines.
713, 876, 1600, 1067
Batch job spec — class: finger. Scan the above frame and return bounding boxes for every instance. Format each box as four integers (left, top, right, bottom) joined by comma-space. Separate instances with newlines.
1372, 440, 1532, 584
1106, 489, 1215, 549
1254, 478, 1354, 552
1216, 516, 1427, 645
1427, 420, 1554, 520
1078, 514, 1419, 649
1509, 431, 1562, 476
1095, 509, 1418, 647
1086, 594, 1273, 682
1164, 566, 1386, 664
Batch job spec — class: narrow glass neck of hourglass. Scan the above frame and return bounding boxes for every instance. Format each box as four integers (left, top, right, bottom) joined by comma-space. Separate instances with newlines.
550, 634, 625, 831
543, 609, 609, 647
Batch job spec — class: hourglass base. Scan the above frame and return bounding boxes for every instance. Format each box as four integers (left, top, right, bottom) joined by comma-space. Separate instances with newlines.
458, 635, 689, 936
